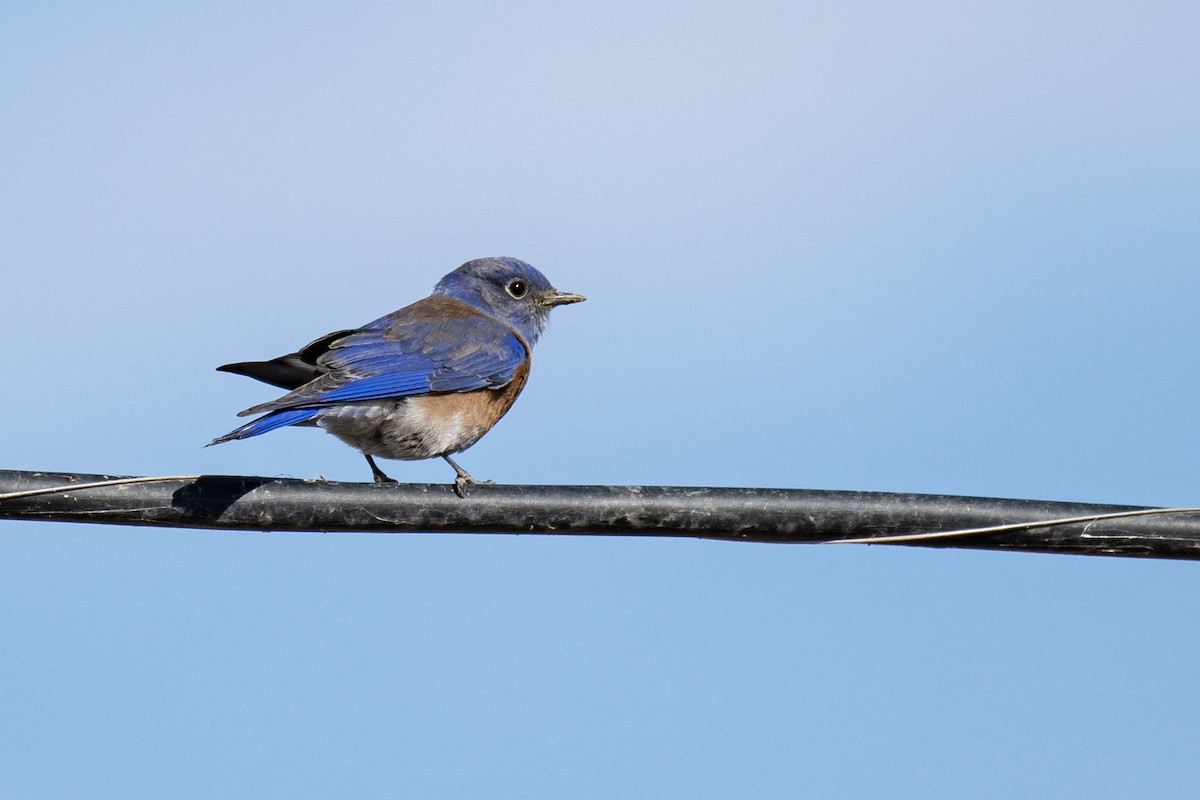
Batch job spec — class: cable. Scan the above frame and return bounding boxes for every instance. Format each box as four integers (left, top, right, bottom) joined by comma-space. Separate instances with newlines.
3, 468, 1198, 560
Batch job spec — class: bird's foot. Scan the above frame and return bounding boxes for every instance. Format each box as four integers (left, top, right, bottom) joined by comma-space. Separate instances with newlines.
444, 454, 493, 498
365, 454, 397, 484
453, 474, 496, 498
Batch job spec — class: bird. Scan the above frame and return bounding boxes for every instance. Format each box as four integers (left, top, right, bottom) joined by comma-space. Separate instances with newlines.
209, 257, 585, 494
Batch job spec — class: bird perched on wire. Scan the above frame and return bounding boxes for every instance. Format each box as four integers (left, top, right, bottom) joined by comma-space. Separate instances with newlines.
210, 257, 585, 495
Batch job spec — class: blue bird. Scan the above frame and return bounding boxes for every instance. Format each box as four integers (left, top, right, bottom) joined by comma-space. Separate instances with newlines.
210, 257, 585, 493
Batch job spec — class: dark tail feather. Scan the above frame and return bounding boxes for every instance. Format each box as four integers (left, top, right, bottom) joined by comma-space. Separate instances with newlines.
217, 358, 320, 391
216, 329, 356, 390
207, 407, 322, 446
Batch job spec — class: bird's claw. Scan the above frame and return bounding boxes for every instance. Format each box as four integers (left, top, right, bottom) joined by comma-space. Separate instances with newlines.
365, 454, 397, 484
453, 474, 495, 498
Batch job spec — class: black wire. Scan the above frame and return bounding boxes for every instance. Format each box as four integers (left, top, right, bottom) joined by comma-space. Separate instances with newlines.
1, 468, 1198, 560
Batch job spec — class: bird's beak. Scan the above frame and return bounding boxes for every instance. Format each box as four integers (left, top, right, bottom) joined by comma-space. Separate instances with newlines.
539, 290, 586, 307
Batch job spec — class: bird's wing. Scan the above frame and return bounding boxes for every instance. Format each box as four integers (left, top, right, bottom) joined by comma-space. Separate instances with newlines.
236, 298, 529, 417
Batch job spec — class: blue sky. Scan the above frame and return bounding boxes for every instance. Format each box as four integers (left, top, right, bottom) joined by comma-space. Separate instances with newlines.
2, 1, 1199, 797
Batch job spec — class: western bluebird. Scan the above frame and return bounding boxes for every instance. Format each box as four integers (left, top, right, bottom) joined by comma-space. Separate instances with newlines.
210, 257, 585, 493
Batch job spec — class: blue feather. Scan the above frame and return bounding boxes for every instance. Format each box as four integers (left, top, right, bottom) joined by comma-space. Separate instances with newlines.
317, 371, 434, 401
246, 320, 527, 413
207, 407, 321, 445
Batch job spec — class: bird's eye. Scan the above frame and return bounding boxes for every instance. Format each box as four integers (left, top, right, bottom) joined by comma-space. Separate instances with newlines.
506, 279, 528, 299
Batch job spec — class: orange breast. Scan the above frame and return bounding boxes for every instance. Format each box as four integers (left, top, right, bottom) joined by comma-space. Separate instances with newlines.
402, 358, 531, 454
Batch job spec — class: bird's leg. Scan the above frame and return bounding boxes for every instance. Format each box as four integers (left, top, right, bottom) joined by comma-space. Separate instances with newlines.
364, 454, 396, 484
443, 454, 493, 497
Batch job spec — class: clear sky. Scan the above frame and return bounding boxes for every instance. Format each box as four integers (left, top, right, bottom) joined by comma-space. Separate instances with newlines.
3, 1, 1199, 797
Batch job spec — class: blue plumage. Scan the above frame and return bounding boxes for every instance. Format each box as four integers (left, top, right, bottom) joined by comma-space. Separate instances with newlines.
216, 407, 322, 441
211, 257, 584, 492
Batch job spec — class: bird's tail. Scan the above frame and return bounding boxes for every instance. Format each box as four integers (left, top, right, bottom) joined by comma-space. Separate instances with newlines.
207, 407, 322, 447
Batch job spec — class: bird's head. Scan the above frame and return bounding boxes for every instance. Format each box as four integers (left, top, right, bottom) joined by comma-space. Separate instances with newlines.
433, 257, 585, 343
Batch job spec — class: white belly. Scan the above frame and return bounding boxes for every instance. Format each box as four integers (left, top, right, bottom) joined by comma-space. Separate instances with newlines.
313, 398, 488, 460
